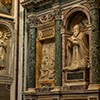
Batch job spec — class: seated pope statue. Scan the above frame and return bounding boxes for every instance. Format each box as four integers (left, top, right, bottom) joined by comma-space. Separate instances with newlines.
65, 24, 89, 70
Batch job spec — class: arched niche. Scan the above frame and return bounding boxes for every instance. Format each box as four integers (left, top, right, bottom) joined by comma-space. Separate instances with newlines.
62, 6, 91, 65
0, 21, 14, 77
67, 11, 88, 31
62, 6, 91, 30
62, 6, 91, 88
66, 10, 90, 45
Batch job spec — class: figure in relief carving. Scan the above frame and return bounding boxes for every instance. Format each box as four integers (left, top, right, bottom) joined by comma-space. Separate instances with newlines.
39, 43, 55, 80
0, 30, 11, 72
66, 24, 89, 70
0, 31, 7, 70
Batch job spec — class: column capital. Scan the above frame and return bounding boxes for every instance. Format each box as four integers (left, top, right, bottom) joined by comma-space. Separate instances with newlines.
53, 8, 62, 20
28, 16, 38, 28
87, 0, 100, 9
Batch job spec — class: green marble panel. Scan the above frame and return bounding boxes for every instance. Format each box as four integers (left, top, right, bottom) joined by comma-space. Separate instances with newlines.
90, 8, 100, 84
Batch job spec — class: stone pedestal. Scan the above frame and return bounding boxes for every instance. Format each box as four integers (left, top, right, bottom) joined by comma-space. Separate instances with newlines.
63, 68, 89, 90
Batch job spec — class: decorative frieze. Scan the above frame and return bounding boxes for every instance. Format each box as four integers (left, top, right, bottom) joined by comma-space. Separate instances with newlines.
28, 7, 63, 27
28, 13, 54, 27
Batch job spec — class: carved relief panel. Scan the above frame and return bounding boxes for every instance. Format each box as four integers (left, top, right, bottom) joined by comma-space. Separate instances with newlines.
36, 22, 55, 88
0, 23, 14, 76
39, 42, 55, 80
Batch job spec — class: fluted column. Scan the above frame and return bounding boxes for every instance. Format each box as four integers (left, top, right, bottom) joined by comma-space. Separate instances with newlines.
55, 9, 62, 86
88, 0, 100, 87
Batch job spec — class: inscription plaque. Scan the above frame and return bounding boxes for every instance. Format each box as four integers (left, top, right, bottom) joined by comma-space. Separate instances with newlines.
67, 71, 83, 80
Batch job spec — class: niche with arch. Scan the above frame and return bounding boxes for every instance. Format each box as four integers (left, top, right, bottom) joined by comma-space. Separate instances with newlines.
65, 11, 89, 68
62, 8, 91, 90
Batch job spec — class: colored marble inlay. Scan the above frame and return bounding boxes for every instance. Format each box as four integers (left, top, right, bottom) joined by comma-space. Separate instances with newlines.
28, 27, 37, 88
90, 8, 100, 84
55, 20, 62, 86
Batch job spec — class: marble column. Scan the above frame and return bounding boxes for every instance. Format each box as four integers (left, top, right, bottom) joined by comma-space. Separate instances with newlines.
88, 0, 100, 86
28, 25, 37, 90
55, 10, 62, 86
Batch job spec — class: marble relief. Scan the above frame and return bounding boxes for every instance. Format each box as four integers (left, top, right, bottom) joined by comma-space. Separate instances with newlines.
39, 42, 55, 80
0, 25, 12, 74
65, 24, 89, 70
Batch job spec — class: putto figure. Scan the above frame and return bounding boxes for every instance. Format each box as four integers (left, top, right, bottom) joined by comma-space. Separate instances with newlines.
66, 24, 89, 70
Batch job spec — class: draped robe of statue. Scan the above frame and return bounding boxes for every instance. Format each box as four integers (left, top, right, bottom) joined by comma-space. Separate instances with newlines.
66, 26, 89, 70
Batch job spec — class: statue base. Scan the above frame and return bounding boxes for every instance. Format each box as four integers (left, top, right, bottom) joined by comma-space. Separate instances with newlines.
63, 67, 89, 90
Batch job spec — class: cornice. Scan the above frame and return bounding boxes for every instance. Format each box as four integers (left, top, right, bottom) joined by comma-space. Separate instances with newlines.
21, 0, 54, 9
